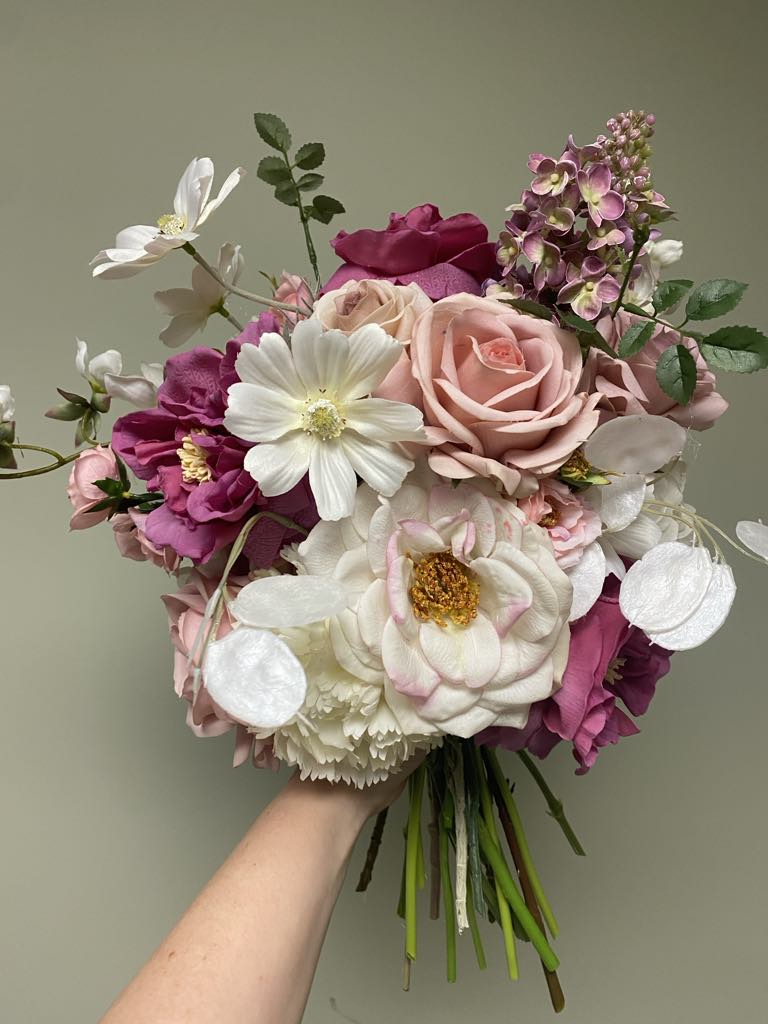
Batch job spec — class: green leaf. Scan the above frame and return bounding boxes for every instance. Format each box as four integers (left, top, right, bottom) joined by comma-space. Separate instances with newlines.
699, 325, 768, 373
559, 310, 599, 335
502, 297, 554, 320
294, 142, 325, 170
618, 320, 655, 359
56, 387, 89, 407
295, 172, 324, 193
0, 444, 17, 470
685, 279, 748, 321
253, 112, 291, 152
582, 331, 618, 359
257, 155, 290, 185
311, 194, 345, 224
622, 302, 651, 317
94, 477, 123, 497
45, 401, 85, 422
274, 179, 299, 207
652, 278, 693, 315
656, 344, 697, 404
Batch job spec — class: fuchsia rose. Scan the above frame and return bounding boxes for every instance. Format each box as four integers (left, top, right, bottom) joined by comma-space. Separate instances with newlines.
518, 478, 602, 569
482, 575, 672, 772
585, 311, 729, 430
66, 446, 121, 530
111, 509, 181, 572
161, 570, 277, 768
406, 294, 601, 492
324, 204, 499, 300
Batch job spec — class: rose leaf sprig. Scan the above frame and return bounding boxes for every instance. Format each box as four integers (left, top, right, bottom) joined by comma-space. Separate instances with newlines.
254, 112, 345, 290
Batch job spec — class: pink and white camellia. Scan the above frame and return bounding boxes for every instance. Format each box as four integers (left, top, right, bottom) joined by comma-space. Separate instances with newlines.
66, 446, 121, 530
518, 478, 602, 569
287, 473, 573, 738
405, 294, 600, 492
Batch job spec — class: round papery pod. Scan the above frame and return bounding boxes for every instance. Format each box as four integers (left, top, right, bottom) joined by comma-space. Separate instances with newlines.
204, 627, 308, 730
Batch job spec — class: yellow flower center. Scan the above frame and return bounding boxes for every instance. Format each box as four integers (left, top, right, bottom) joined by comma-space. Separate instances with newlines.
177, 435, 212, 483
410, 551, 480, 629
539, 509, 560, 528
605, 656, 626, 685
302, 397, 345, 441
157, 213, 186, 236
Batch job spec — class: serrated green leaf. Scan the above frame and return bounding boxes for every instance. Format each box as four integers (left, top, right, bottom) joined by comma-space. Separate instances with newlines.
294, 142, 325, 170
253, 112, 291, 151
311, 194, 345, 224
652, 279, 693, 315
656, 344, 697, 404
700, 325, 768, 373
621, 302, 650, 317
45, 401, 86, 422
257, 155, 290, 185
274, 179, 299, 207
685, 279, 748, 321
559, 310, 599, 335
618, 320, 655, 359
582, 331, 618, 359
501, 297, 554, 320
295, 172, 324, 193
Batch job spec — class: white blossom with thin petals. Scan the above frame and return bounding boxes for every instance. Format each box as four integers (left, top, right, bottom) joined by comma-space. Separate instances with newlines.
90, 158, 245, 280
75, 338, 123, 388
224, 319, 426, 521
154, 243, 244, 347
104, 362, 164, 409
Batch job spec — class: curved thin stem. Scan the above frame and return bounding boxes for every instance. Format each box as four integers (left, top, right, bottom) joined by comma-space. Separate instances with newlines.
183, 243, 304, 315
217, 305, 244, 333
0, 444, 81, 480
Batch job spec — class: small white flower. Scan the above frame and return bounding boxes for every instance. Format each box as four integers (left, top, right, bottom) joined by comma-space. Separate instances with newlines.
104, 362, 164, 409
224, 319, 426, 521
154, 243, 244, 348
75, 338, 123, 390
625, 238, 684, 310
90, 158, 245, 280
0, 384, 15, 423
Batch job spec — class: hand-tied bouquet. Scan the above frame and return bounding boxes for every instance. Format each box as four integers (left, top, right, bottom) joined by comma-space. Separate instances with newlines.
4, 109, 768, 1010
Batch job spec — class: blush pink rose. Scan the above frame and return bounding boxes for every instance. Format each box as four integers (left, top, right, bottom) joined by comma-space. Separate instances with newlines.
273, 271, 314, 325
518, 478, 602, 569
585, 311, 729, 430
112, 509, 181, 573
314, 279, 432, 408
66, 446, 121, 530
409, 294, 601, 492
161, 571, 277, 768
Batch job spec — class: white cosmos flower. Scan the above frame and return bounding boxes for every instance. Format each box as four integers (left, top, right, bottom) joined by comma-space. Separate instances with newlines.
90, 158, 245, 280
154, 243, 244, 347
75, 338, 122, 389
104, 362, 164, 409
0, 385, 15, 423
224, 319, 426, 521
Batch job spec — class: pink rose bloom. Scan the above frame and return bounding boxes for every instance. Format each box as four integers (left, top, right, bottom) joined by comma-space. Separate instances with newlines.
66, 446, 121, 530
518, 478, 602, 569
112, 509, 181, 572
409, 294, 601, 492
273, 271, 314, 324
313, 279, 432, 408
585, 311, 728, 430
324, 204, 499, 300
161, 570, 277, 769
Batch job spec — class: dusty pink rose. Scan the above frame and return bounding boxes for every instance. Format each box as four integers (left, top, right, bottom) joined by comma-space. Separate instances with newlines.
409, 294, 601, 493
273, 271, 314, 325
518, 479, 602, 569
313, 279, 431, 407
112, 509, 181, 572
66, 446, 121, 530
585, 311, 729, 430
161, 571, 277, 768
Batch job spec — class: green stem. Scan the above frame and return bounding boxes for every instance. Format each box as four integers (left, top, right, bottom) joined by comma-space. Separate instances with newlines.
465, 879, 487, 971
611, 230, 648, 318
472, 747, 518, 981
216, 305, 244, 332
281, 153, 321, 290
438, 796, 457, 983
517, 751, 586, 856
182, 243, 304, 314
0, 444, 81, 479
484, 749, 559, 937
405, 764, 426, 962
478, 819, 560, 973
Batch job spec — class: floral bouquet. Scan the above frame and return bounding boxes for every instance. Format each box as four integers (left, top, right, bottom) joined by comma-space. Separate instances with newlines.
3, 109, 767, 1011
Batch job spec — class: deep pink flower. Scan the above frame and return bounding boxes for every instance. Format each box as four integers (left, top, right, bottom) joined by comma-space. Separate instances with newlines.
324, 203, 499, 299
112, 508, 181, 572
219, 312, 282, 392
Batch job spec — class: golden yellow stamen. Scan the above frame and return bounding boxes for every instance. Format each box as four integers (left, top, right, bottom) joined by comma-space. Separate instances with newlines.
177, 435, 212, 483
540, 509, 560, 528
605, 656, 626, 686
157, 212, 186, 236
410, 550, 480, 629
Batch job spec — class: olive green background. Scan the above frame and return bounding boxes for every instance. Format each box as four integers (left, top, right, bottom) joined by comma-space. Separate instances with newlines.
2, 1, 766, 1021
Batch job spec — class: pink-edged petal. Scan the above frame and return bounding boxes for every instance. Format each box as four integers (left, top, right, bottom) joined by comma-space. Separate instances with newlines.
386, 553, 415, 628
472, 556, 533, 636
396, 519, 446, 557
419, 614, 501, 688
382, 617, 440, 697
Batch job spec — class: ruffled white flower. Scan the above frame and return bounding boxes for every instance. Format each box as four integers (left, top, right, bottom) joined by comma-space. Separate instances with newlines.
75, 338, 122, 389
104, 362, 164, 409
224, 319, 426, 521
0, 384, 15, 423
90, 158, 245, 280
154, 243, 244, 347
625, 238, 684, 311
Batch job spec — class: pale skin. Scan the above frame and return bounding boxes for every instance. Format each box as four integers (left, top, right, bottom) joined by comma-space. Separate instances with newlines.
100, 767, 416, 1024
